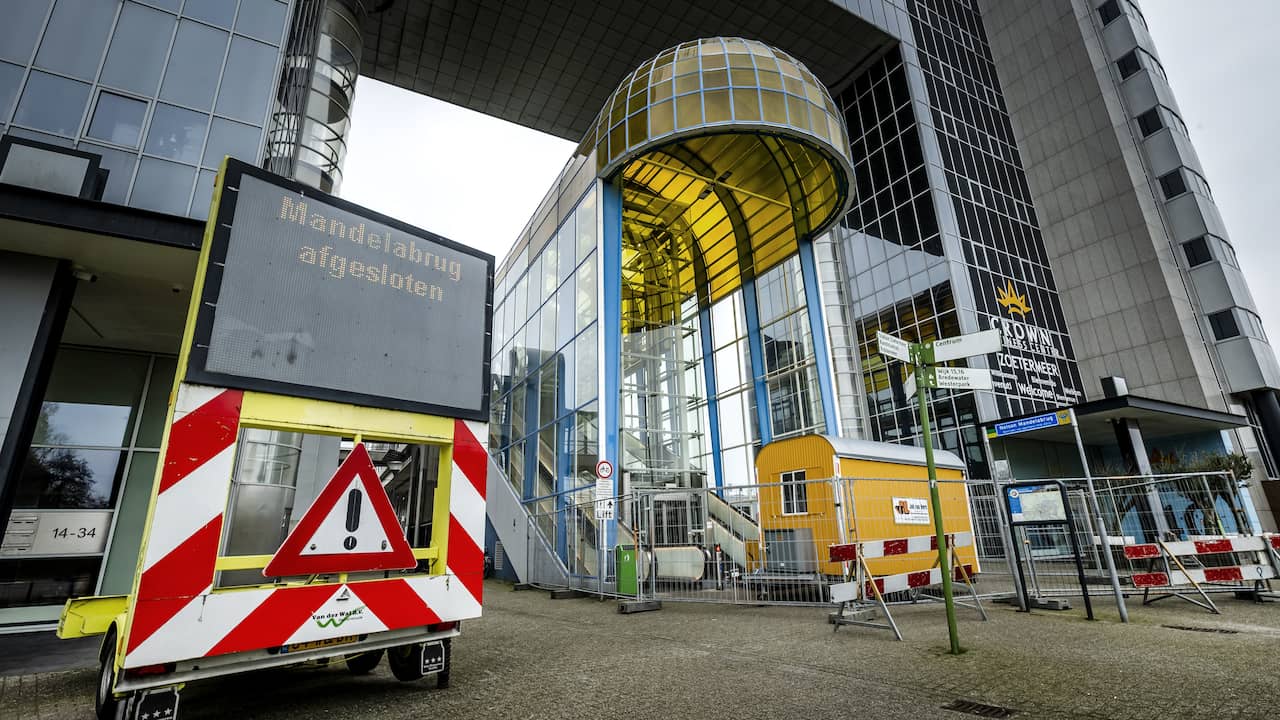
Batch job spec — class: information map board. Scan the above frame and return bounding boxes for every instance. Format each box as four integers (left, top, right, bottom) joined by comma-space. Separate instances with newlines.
186, 160, 494, 420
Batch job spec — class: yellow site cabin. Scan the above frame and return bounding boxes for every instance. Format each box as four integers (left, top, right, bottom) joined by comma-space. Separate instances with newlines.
755, 435, 979, 577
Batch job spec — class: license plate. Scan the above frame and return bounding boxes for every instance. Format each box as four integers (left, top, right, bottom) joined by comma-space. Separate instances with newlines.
421, 641, 445, 674
281, 635, 359, 654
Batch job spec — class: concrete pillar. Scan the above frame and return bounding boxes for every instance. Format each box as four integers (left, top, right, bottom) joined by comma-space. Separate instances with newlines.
1111, 417, 1171, 540
0, 252, 75, 536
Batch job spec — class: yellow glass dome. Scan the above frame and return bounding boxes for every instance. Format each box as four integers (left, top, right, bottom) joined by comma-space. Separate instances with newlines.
581, 38, 855, 325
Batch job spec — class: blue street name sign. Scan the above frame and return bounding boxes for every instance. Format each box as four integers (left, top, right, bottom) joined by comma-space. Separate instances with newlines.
987, 409, 1071, 438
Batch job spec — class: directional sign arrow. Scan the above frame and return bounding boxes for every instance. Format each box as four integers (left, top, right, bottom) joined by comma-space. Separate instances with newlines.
877, 331, 911, 363
923, 329, 1003, 364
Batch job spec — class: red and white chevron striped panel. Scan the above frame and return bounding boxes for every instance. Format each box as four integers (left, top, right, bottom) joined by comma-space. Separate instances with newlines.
1131, 564, 1276, 589
123, 383, 488, 669
447, 419, 487, 605
866, 564, 974, 597
1124, 536, 1270, 561
128, 385, 243, 657
827, 532, 973, 563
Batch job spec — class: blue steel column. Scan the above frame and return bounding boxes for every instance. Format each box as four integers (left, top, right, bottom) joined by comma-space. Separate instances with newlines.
797, 238, 839, 434
699, 306, 725, 488
740, 277, 773, 447
600, 179, 623, 551
554, 355, 571, 564
521, 374, 538, 501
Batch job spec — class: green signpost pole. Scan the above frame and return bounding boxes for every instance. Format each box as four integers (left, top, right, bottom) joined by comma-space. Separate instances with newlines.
913, 353, 961, 655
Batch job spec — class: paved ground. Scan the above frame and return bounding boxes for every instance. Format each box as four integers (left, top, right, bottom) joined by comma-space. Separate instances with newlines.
3, 581, 1279, 719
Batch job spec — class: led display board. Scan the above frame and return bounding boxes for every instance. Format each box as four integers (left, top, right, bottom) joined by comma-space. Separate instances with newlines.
187, 160, 493, 420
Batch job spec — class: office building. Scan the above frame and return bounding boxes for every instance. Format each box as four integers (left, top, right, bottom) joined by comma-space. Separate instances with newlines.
2, 0, 1277, 627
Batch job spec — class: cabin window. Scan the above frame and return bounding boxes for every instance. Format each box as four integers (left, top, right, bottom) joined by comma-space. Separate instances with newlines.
781, 470, 808, 514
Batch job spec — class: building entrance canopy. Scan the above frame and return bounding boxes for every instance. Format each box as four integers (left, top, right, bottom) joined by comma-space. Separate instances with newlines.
584, 38, 854, 329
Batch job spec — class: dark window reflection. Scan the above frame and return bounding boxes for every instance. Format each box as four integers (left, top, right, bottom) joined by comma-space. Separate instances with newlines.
16, 446, 125, 510
32, 401, 132, 448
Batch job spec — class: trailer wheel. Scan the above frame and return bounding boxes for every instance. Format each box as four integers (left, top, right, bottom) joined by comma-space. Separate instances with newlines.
387, 644, 424, 682
95, 628, 120, 720
344, 649, 384, 675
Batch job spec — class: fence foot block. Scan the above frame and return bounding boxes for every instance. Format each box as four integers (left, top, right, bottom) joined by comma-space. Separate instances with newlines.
827, 608, 876, 624
549, 590, 588, 600
617, 600, 662, 614
1028, 597, 1072, 611
512, 583, 536, 592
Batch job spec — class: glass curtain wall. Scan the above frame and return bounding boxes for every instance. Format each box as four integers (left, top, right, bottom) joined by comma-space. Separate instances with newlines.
838, 49, 983, 471
1, 347, 175, 611
0, 0, 288, 217
757, 256, 825, 440
619, 227, 709, 492
490, 187, 600, 568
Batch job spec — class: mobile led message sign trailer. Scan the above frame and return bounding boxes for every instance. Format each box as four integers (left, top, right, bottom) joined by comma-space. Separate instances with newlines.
186, 159, 494, 421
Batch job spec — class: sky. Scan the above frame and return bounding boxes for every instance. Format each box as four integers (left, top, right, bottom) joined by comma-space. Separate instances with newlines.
341, 1, 1280, 340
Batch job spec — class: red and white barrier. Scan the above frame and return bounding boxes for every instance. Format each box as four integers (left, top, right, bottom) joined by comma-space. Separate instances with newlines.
1122, 534, 1280, 613
828, 531, 973, 563
827, 532, 984, 639
1124, 535, 1273, 560
865, 564, 975, 596
1132, 565, 1276, 589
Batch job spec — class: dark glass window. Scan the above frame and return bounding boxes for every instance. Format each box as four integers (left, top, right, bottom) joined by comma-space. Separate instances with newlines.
131, 158, 195, 215
0, 0, 51, 65
34, 0, 117, 81
0, 61, 22, 122
1097, 0, 1122, 24
160, 21, 228, 112
1159, 170, 1187, 199
1116, 51, 1141, 79
182, 0, 236, 28
203, 117, 261, 168
1208, 310, 1240, 341
13, 70, 90, 136
101, 1, 176, 97
214, 36, 278, 124
1136, 108, 1163, 136
86, 92, 147, 148
1182, 236, 1211, 267
145, 103, 209, 164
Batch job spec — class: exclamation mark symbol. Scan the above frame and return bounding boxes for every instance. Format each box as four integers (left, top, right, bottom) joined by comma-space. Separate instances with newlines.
343, 488, 362, 551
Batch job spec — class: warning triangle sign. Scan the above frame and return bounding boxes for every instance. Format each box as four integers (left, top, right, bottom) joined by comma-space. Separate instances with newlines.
264, 443, 417, 577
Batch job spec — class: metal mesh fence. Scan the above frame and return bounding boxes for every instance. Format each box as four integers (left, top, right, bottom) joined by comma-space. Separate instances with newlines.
1007, 472, 1262, 601
514, 471, 1269, 612
592, 477, 1012, 607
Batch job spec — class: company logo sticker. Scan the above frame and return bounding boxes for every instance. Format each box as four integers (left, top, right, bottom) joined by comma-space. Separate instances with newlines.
313, 605, 366, 629
995, 280, 1031, 317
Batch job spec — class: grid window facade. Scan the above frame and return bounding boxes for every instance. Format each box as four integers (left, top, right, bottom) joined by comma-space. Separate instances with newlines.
490, 189, 601, 506
910, 0, 1085, 428
0, 0, 288, 218
837, 50, 954, 448
757, 257, 825, 440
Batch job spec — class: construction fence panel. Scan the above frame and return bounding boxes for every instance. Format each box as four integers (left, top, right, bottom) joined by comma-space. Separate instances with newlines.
1003, 472, 1265, 602
620, 477, 1006, 607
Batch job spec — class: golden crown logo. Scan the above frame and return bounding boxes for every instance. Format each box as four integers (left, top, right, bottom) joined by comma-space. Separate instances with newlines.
995, 280, 1031, 317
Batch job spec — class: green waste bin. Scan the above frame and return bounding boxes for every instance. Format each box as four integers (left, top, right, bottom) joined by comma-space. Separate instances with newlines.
615, 545, 638, 596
